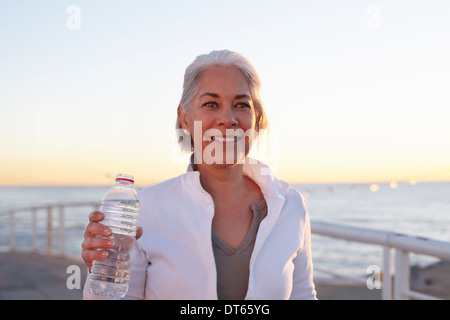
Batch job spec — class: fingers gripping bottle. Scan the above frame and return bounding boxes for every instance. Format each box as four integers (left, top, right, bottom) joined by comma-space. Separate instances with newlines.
89, 174, 140, 299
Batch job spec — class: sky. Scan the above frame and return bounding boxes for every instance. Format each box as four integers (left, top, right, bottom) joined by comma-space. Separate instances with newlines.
1, 0, 450, 186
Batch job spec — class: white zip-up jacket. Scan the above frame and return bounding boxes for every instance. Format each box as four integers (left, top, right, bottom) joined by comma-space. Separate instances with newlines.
83, 160, 317, 300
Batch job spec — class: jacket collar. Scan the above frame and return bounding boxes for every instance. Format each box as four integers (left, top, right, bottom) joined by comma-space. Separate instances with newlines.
185, 157, 289, 202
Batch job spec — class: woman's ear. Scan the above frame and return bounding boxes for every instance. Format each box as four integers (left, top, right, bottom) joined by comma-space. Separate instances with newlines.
177, 105, 190, 134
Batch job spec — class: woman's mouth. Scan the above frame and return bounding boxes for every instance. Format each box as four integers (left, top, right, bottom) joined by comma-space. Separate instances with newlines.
210, 136, 239, 143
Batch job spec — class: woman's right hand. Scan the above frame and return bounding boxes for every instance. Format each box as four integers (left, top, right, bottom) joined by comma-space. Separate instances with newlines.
81, 211, 114, 272
81, 211, 144, 271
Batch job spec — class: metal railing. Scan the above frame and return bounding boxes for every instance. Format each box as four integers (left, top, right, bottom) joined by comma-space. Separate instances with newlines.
0, 202, 98, 257
2, 203, 450, 299
311, 221, 450, 300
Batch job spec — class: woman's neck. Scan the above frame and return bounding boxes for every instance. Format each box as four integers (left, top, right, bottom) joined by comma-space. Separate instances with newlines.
195, 163, 246, 202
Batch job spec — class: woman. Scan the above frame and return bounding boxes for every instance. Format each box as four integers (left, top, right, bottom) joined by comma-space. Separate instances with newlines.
82, 50, 317, 300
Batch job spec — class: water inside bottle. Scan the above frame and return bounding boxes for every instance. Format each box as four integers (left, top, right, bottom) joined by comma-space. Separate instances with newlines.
89, 199, 139, 299
99, 199, 140, 236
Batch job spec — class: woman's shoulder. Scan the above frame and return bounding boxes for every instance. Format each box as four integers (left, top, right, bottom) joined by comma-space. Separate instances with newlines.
270, 175, 306, 206
286, 186, 307, 202
282, 185, 309, 217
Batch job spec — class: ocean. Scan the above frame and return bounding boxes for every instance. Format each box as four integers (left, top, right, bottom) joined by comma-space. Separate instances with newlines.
1, 182, 449, 281
297, 182, 450, 279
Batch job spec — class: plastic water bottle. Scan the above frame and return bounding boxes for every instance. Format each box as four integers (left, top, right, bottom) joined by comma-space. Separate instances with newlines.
89, 173, 140, 299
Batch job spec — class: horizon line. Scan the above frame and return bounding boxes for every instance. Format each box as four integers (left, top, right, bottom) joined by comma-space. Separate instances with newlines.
1, 179, 449, 188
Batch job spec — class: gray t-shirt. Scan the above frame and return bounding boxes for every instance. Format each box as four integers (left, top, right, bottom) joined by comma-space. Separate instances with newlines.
212, 199, 268, 300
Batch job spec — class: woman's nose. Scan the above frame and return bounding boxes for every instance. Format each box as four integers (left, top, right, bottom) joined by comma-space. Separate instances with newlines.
217, 106, 238, 127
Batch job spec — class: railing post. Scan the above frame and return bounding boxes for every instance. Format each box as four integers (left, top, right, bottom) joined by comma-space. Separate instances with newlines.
32, 208, 38, 252
9, 211, 16, 251
382, 246, 392, 300
394, 249, 410, 299
47, 206, 54, 255
58, 205, 65, 256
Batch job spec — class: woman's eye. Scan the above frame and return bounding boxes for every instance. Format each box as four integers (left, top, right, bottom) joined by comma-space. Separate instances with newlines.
203, 102, 218, 108
236, 103, 250, 109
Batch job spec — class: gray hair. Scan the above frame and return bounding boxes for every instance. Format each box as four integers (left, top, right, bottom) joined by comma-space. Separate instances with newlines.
176, 50, 268, 151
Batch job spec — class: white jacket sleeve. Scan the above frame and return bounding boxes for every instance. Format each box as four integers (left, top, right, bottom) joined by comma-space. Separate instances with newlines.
124, 239, 149, 299
289, 203, 317, 300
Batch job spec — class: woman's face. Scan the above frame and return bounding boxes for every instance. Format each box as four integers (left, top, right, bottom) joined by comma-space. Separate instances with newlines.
178, 65, 257, 167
